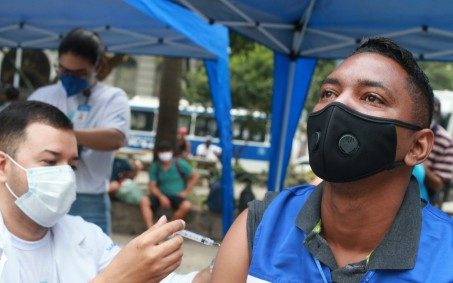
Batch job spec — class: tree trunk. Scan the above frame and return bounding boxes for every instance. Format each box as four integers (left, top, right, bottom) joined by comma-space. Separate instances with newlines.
155, 57, 183, 152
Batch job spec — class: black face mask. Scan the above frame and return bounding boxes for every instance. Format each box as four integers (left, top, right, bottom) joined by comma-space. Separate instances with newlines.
307, 102, 422, 183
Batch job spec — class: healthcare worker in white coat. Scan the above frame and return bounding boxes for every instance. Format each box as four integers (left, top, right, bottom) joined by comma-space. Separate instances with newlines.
0, 101, 209, 283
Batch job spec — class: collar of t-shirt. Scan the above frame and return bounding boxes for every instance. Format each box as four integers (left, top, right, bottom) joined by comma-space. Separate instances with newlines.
297, 177, 422, 272
9, 229, 51, 251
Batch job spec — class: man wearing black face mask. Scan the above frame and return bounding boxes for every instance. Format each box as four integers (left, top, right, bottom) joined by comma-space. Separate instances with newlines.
28, 28, 130, 235
210, 38, 453, 283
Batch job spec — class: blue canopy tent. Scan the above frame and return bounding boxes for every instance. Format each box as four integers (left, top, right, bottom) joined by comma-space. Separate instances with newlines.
0, 0, 234, 233
174, 0, 453, 191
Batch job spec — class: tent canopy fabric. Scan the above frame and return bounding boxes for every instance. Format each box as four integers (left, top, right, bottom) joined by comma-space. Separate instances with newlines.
174, 0, 453, 191
0, 0, 234, 233
0, 0, 226, 59
174, 0, 453, 60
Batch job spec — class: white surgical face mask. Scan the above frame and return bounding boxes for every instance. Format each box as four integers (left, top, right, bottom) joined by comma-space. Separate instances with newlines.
158, 151, 173, 162
5, 155, 77, 228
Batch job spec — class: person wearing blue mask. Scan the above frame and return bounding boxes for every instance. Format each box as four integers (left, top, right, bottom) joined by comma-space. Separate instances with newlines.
211, 38, 453, 282
28, 28, 130, 235
0, 101, 211, 282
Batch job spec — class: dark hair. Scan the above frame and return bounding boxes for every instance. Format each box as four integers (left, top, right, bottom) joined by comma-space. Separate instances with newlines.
4, 86, 19, 101
352, 37, 433, 128
111, 158, 132, 181
155, 141, 173, 152
58, 28, 104, 66
0, 101, 73, 156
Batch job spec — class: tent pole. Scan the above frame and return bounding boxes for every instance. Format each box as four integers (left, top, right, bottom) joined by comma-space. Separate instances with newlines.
273, 59, 296, 191
292, 0, 317, 51
178, 0, 209, 22
13, 47, 22, 88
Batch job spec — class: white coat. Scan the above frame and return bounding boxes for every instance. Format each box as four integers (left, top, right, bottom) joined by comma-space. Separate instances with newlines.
0, 213, 120, 282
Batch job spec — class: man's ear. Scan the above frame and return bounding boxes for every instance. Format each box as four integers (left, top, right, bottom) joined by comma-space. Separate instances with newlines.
0, 151, 8, 183
404, 129, 434, 166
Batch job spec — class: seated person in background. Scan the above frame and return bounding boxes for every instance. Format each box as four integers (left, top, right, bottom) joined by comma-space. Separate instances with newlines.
196, 136, 222, 161
424, 96, 453, 206
149, 141, 198, 223
109, 158, 153, 228
176, 127, 191, 159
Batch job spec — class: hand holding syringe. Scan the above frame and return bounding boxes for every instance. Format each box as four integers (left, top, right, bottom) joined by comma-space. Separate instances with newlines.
176, 229, 220, 246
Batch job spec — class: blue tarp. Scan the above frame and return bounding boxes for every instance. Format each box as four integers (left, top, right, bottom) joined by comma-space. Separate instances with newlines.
175, 0, 453, 191
268, 55, 316, 191
0, 0, 234, 233
205, 59, 234, 229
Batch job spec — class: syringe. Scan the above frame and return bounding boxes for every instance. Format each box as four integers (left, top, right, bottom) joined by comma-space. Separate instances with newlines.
176, 229, 220, 246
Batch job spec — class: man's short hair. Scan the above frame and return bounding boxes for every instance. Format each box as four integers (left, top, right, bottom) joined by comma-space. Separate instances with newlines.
0, 101, 73, 156
352, 37, 434, 128
58, 28, 104, 66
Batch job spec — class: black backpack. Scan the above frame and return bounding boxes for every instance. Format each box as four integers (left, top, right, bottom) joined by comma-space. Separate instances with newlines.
238, 182, 256, 213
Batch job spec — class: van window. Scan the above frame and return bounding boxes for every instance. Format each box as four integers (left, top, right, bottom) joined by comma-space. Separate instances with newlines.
195, 115, 218, 137
131, 110, 154, 132
232, 117, 266, 142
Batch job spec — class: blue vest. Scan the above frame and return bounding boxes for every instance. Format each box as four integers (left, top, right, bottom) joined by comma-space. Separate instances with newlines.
248, 185, 453, 282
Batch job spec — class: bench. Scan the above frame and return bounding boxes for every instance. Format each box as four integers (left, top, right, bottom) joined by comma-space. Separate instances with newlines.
111, 199, 223, 241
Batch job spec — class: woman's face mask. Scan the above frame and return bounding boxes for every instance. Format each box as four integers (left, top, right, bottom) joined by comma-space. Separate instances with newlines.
5, 155, 77, 228
57, 61, 96, 97
59, 74, 89, 97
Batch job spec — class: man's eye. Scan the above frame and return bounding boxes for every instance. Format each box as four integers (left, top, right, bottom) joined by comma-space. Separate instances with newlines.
364, 94, 383, 104
42, 160, 56, 166
320, 90, 336, 100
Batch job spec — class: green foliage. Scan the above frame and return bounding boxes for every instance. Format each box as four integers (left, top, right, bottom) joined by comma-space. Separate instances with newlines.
182, 31, 342, 117
182, 66, 210, 106
304, 60, 336, 113
230, 44, 273, 112
230, 32, 256, 55
182, 38, 273, 113
284, 165, 316, 188
419, 62, 453, 91
232, 163, 267, 187
233, 163, 256, 182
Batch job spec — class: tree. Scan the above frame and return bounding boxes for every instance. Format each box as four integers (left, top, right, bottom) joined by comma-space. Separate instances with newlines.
303, 60, 337, 113
419, 61, 453, 91
155, 57, 183, 151
183, 43, 273, 113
